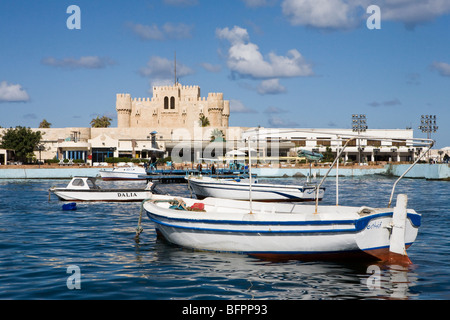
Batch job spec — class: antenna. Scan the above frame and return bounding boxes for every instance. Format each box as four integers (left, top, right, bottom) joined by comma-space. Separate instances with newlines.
174, 51, 177, 85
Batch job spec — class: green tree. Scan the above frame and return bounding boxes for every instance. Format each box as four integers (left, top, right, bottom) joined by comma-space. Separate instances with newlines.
39, 119, 52, 128
0, 126, 42, 163
199, 114, 210, 127
90, 115, 112, 128
322, 147, 334, 162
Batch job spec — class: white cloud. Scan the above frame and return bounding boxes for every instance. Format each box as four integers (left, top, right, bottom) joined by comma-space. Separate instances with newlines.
127, 22, 193, 40
268, 115, 299, 127
368, 98, 402, 107
216, 26, 250, 45
41, 56, 115, 69
216, 26, 313, 79
379, 0, 450, 28
0, 81, 30, 103
431, 61, 450, 77
281, 0, 359, 29
242, 0, 278, 8
200, 62, 222, 73
281, 0, 450, 30
263, 106, 288, 113
126, 23, 164, 40
230, 99, 258, 113
139, 56, 195, 86
162, 22, 194, 39
257, 79, 287, 95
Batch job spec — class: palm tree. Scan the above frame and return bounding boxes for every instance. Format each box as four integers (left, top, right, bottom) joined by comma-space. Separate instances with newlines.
39, 119, 52, 128
199, 114, 210, 127
90, 115, 112, 128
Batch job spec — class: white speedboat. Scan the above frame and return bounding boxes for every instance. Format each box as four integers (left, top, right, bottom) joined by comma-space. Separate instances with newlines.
186, 176, 325, 202
99, 165, 147, 180
49, 177, 155, 202
140, 193, 420, 263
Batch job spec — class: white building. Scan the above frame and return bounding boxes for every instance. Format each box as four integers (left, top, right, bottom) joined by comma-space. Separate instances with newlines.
241, 127, 419, 163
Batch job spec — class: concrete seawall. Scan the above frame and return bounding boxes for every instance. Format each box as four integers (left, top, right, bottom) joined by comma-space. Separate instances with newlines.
0, 164, 448, 180
385, 163, 450, 180
253, 167, 386, 178
0, 168, 104, 179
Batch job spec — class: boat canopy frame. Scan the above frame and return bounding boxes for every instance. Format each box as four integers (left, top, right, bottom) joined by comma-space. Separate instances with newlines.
243, 129, 434, 213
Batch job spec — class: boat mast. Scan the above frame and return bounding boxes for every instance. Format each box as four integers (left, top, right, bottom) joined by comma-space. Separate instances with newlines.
248, 136, 253, 214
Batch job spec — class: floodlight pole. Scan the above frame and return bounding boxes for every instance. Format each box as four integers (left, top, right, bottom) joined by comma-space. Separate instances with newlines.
418, 115, 438, 162
352, 114, 367, 165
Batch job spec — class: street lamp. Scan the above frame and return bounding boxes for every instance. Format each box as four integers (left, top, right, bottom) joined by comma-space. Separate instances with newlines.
352, 114, 368, 165
419, 115, 438, 162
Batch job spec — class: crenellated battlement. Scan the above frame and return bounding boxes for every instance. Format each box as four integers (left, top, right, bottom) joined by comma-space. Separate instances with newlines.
132, 97, 151, 102
115, 83, 229, 129
207, 92, 224, 100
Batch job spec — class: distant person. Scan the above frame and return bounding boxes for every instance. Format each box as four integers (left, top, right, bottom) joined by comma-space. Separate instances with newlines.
211, 164, 216, 175
444, 153, 449, 163
151, 156, 157, 170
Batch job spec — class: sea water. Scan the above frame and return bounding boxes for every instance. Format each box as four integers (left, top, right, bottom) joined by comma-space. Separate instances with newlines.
0, 176, 449, 300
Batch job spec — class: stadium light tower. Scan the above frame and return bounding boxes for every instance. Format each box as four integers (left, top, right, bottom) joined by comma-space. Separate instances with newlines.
419, 115, 438, 162
352, 114, 368, 165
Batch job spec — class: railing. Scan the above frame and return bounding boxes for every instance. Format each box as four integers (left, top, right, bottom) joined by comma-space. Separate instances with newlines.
244, 128, 434, 213
313, 135, 434, 212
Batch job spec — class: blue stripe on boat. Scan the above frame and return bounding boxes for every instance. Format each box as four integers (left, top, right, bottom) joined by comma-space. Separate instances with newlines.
146, 210, 421, 234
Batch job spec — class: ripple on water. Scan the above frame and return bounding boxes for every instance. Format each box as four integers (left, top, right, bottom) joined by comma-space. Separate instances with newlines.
0, 177, 448, 299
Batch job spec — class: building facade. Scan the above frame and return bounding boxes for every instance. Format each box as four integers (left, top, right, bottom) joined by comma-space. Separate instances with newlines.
1, 82, 435, 165
116, 83, 230, 134
242, 127, 419, 163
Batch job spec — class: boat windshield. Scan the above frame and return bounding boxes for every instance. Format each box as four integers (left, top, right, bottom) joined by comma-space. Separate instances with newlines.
71, 178, 85, 187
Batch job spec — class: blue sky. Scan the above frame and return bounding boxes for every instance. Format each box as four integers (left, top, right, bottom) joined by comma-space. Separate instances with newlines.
0, 0, 449, 147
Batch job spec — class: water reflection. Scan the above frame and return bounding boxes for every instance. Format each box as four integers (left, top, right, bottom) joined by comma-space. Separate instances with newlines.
0, 177, 446, 299
362, 263, 419, 300
133, 235, 420, 300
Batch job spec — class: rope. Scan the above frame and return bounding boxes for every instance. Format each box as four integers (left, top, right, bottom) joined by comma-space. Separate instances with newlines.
135, 198, 152, 242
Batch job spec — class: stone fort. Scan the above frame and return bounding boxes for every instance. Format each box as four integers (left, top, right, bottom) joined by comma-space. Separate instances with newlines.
116, 83, 230, 135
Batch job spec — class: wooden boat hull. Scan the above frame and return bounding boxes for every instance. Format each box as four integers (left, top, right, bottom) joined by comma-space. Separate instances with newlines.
143, 195, 420, 262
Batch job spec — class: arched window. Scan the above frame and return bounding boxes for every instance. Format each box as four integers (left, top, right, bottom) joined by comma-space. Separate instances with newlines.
170, 96, 175, 109
164, 97, 169, 109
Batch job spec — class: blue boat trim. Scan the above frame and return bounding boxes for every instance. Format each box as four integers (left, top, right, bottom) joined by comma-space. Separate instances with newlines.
149, 216, 356, 234
146, 210, 421, 234
192, 183, 325, 199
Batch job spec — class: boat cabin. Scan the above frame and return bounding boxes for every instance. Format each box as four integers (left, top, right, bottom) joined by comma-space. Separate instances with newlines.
66, 177, 100, 190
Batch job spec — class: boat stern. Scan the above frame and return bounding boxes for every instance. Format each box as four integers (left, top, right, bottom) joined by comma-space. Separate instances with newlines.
355, 194, 421, 265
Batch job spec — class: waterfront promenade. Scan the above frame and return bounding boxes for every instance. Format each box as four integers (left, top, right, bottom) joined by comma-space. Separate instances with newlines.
0, 163, 448, 180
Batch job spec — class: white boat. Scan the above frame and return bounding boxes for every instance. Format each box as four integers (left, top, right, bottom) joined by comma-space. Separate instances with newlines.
99, 165, 147, 180
186, 176, 325, 202
140, 193, 420, 263
135, 134, 434, 264
49, 176, 155, 202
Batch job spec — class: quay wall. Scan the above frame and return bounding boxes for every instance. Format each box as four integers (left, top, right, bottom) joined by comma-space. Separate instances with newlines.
253, 167, 386, 178
0, 164, 448, 180
385, 163, 450, 180
0, 168, 106, 179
